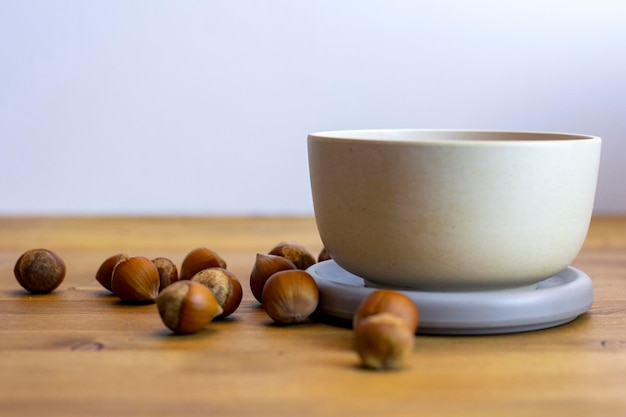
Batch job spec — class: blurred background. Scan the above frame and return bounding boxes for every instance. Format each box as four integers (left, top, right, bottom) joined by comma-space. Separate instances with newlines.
1, 1, 625, 216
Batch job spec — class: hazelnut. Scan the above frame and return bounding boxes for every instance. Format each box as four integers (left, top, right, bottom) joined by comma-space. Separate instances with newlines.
249, 253, 297, 303
156, 280, 223, 334
318, 247, 332, 262
14, 248, 66, 294
191, 267, 243, 319
111, 256, 160, 303
354, 312, 415, 370
268, 241, 316, 270
261, 270, 319, 324
152, 257, 179, 291
179, 247, 227, 280
95, 253, 129, 292
353, 289, 419, 333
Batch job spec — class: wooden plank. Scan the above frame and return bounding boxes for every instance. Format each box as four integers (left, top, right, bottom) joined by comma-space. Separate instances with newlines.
0, 217, 625, 417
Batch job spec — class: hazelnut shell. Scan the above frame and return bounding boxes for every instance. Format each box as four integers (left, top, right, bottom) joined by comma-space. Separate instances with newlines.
354, 312, 415, 370
14, 248, 66, 294
249, 253, 297, 303
111, 256, 160, 303
95, 253, 129, 292
191, 267, 243, 319
268, 242, 316, 270
353, 289, 419, 333
152, 257, 179, 291
261, 269, 320, 324
156, 280, 223, 334
180, 247, 227, 280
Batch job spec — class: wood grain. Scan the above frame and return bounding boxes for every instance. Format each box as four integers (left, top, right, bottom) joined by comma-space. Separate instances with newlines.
0, 216, 625, 417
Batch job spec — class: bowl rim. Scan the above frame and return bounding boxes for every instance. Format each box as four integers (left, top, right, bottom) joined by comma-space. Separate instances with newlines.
307, 129, 601, 146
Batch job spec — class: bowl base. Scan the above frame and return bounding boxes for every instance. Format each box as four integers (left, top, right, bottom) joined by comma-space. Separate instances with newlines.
306, 260, 593, 335
362, 278, 539, 292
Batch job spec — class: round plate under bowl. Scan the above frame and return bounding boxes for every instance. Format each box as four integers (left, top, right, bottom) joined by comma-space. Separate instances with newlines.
307, 260, 593, 335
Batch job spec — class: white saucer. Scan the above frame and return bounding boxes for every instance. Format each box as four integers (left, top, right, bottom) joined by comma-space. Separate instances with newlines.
307, 260, 593, 335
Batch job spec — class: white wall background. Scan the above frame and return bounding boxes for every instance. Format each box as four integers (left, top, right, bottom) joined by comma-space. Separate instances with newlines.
1, 1, 625, 216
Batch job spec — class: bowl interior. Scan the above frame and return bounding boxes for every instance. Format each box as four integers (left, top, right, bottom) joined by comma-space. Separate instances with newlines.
308, 129, 598, 144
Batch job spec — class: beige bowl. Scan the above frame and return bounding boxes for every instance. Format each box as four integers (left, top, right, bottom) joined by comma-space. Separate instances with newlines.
308, 130, 601, 291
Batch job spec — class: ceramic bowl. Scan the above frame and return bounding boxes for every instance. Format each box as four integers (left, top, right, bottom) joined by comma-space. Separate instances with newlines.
307, 129, 601, 291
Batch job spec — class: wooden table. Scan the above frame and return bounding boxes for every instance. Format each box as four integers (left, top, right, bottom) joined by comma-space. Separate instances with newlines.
0, 217, 625, 417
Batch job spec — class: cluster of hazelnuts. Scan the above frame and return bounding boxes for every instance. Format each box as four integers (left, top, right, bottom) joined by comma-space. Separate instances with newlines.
90, 242, 325, 334
13, 243, 419, 371
94, 249, 240, 333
